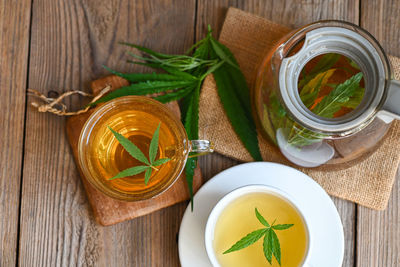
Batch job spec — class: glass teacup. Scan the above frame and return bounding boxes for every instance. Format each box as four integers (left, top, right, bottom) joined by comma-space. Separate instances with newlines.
78, 96, 213, 201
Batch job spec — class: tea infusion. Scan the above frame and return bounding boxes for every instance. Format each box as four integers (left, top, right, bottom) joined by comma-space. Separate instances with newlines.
262, 53, 365, 147
297, 53, 365, 118
213, 193, 308, 267
86, 100, 185, 193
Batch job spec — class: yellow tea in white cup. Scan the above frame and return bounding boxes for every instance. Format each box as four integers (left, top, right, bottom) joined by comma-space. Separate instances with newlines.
205, 185, 310, 267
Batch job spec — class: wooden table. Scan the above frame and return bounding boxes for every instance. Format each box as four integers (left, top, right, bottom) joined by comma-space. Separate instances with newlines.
1, 0, 399, 266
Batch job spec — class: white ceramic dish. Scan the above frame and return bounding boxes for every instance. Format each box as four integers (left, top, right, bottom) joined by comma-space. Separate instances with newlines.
178, 162, 344, 267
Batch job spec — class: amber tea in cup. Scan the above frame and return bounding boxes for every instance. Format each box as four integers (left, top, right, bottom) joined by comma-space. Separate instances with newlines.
78, 96, 212, 201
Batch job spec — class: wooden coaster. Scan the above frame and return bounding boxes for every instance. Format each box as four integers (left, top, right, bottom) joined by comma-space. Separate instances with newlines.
66, 75, 202, 226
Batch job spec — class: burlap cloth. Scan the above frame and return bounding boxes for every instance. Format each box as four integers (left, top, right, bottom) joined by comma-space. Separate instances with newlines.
199, 8, 400, 210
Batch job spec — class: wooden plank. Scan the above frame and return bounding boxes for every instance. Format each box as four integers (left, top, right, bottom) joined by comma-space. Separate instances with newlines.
357, 1, 400, 266
19, 0, 196, 266
196, 1, 359, 267
357, 173, 400, 267
333, 198, 356, 267
196, 0, 359, 40
0, 0, 31, 265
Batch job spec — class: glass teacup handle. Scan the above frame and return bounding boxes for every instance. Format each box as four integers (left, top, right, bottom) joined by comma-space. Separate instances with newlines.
188, 140, 214, 158
378, 79, 400, 123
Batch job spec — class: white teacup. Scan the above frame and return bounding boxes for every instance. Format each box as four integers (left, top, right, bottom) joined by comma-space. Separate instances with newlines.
204, 184, 313, 267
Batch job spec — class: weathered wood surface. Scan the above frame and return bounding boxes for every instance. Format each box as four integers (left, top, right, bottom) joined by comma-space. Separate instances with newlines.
356, 1, 400, 266
19, 0, 195, 266
0, 0, 31, 266
0, 0, 395, 266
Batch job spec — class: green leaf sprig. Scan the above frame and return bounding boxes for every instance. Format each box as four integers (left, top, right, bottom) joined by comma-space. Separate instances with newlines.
311, 72, 363, 117
285, 71, 363, 146
208, 33, 262, 161
92, 25, 262, 208
223, 208, 293, 266
266, 53, 365, 147
108, 122, 170, 185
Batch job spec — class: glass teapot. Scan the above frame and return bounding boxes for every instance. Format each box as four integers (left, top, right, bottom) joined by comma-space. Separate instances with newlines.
253, 21, 400, 168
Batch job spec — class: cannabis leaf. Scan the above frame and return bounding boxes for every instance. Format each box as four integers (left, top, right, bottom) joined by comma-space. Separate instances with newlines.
108, 122, 170, 185
92, 80, 196, 106
341, 86, 365, 109
111, 166, 150, 180
209, 36, 262, 161
108, 127, 150, 165
299, 68, 336, 108
312, 72, 363, 117
255, 207, 270, 227
272, 70, 364, 147
263, 229, 273, 264
298, 53, 340, 88
272, 224, 294, 230
223, 228, 267, 254
149, 123, 161, 163
223, 208, 293, 266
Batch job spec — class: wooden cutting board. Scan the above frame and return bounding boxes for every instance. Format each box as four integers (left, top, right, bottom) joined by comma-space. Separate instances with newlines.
66, 75, 203, 226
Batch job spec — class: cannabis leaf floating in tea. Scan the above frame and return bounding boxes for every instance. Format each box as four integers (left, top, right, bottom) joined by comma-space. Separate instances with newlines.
264, 53, 365, 147
108, 122, 170, 185
223, 208, 293, 266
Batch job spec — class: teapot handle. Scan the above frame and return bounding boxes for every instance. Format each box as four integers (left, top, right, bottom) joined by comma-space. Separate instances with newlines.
378, 79, 400, 122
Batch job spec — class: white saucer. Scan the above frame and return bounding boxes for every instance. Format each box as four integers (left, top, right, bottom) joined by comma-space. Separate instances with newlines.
178, 162, 344, 267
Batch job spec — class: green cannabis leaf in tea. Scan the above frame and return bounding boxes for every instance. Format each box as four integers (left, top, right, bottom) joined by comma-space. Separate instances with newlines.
265, 53, 365, 147
223, 208, 293, 266
310, 72, 363, 117
107, 122, 170, 185
286, 72, 364, 146
298, 54, 365, 119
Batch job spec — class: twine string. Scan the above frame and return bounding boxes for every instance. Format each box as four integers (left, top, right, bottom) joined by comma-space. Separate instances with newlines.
28, 85, 111, 116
